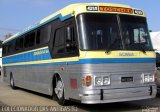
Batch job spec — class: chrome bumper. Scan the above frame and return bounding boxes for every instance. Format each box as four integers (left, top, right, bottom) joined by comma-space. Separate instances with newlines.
79, 86, 157, 104
157, 87, 160, 94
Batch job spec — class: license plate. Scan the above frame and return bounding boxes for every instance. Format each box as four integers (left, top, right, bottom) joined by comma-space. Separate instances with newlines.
121, 77, 133, 82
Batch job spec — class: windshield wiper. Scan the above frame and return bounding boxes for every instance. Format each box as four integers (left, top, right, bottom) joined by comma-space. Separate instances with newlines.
105, 39, 119, 53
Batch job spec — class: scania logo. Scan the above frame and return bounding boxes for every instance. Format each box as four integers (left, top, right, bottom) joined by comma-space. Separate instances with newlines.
119, 53, 135, 56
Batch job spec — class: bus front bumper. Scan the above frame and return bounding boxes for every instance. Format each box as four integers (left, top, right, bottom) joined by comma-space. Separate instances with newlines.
79, 85, 157, 104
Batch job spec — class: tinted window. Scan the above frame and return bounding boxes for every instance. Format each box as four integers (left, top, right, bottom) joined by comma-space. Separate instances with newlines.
77, 13, 122, 50
15, 39, 21, 51
120, 15, 153, 51
24, 32, 35, 48
54, 28, 65, 54
36, 24, 51, 45
29, 32, 35, 47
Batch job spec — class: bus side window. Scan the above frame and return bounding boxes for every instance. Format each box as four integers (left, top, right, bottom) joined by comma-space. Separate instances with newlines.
19, 37, 24, 49
36, 24, 51, 45
15, 39, 21, 51
29, 32, 36, 47
24, 32, 36, 48
53, 27, 65, 57
24, 34, 30, 48
7, 41, 15, 54
65, 24, 79, 55
2, 45, 6, 56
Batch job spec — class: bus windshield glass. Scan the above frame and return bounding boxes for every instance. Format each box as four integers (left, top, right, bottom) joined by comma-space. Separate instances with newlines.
120, 15, 153, 51
77, 13, 153, 51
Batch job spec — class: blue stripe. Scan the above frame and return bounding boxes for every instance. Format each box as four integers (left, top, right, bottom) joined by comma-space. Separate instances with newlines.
3, 58, 156, 67
3, 48, 51, 64
3, 14, 72, 44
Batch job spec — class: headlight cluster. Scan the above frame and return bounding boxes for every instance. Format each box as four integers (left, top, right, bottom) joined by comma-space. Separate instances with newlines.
95, 76, 110, 86
142, 73, 155, 83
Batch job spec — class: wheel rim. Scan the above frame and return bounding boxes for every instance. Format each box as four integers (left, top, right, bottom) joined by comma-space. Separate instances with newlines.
55, 80, 64, 99
10, 77, 14, 87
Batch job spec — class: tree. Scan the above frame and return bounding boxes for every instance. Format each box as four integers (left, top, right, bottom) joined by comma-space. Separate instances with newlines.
0, 40, 2, 48
4, 33, 12, 40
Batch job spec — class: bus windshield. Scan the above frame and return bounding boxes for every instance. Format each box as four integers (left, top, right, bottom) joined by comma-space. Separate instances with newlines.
120, 15, 153, 51
77, 13, 153, 51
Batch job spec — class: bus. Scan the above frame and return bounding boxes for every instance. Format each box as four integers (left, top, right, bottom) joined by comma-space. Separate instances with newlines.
2, 3, 157, 105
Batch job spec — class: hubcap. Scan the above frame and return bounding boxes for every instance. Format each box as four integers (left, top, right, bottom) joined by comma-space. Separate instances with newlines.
55, 80, 64, 99
10, 77, 13, 86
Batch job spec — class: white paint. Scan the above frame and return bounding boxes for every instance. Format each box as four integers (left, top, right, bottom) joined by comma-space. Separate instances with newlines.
150, 31, 160, 53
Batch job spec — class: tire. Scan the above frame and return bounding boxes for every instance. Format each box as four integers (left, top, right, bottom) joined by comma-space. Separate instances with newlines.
10, 75, 16, 89
54, 77, 67, 105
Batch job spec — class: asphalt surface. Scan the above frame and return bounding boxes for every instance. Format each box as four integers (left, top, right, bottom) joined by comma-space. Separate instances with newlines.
0, 77, 160, 112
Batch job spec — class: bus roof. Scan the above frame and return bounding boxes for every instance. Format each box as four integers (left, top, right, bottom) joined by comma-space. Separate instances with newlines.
3, 3, 145, 44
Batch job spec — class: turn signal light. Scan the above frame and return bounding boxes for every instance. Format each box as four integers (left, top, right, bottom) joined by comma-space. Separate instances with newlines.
86, 76, 91, 87
81, 75, 92, 87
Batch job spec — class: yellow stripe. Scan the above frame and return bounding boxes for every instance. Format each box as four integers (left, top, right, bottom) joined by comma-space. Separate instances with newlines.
79, 51, 156, 59
3, 46, 48, 58
3, 51, 156, 67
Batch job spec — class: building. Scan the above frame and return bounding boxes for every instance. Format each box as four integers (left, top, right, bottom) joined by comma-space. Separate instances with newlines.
150, 31, 160, 66
150, 31, 160, 52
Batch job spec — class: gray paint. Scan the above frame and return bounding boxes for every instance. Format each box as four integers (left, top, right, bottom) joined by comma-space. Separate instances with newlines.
3, 62, 157, 104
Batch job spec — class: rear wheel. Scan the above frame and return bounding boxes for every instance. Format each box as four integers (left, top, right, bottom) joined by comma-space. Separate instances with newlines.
10, 75, 16, 89
54, 77, 67, 105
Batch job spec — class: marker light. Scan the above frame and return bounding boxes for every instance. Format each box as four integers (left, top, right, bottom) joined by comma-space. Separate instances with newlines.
86, 75, 92, 87
81, 75, 92, 87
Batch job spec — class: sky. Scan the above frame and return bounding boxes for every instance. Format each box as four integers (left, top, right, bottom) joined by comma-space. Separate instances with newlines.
0, 0, 159, 40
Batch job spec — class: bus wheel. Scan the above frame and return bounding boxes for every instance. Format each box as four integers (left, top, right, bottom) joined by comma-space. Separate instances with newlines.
54, 77, 66, 105
10, 74, 16, 89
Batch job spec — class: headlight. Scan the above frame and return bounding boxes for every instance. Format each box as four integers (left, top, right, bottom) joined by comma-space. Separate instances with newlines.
144, 74, 149, 82
95, 76, 111, 86
149, 74, 154, 82
95, 77, 103, 86
142, 73, 155, 83
103, 76, 111, 85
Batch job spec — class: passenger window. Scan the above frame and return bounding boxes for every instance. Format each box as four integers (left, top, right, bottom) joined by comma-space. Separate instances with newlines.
54, 28, 65, 55
29, 32, 36, 47
24, 32, 36, 48
15, 39, 21, 51
24, 34, 30, 48
36, 24, 51, 45
19, 38, 24, 48
15, 37, 24, 51
36, 30, 41, 45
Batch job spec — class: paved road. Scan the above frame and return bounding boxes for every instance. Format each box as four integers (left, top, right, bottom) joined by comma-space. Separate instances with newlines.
0, 77, 160, 112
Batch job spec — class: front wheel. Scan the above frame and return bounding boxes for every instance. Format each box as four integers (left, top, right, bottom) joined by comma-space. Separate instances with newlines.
54, 77, 67, 105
